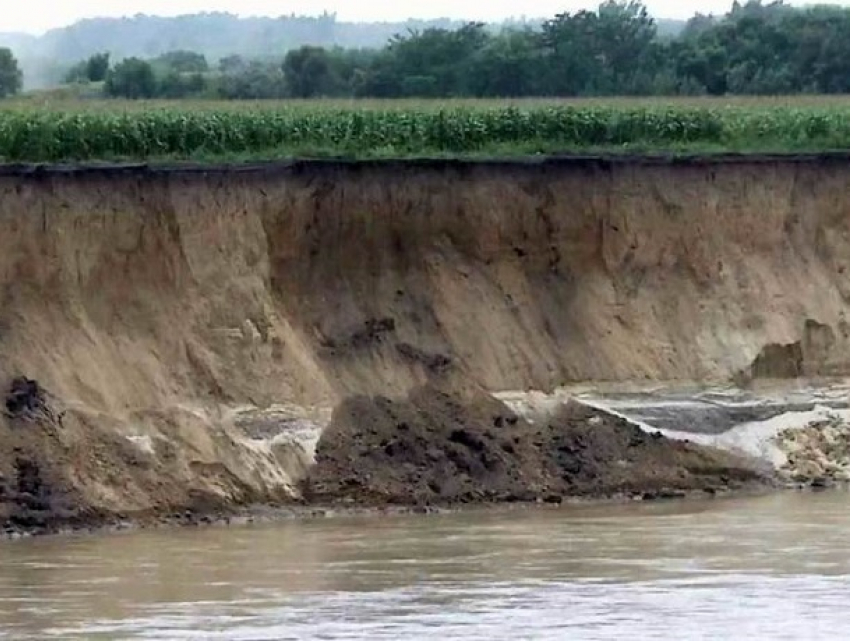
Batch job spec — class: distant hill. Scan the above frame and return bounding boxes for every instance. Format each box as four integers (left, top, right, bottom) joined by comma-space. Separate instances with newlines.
38, 13, 473, 60
0, 32, 37, 55
0, 13, 471, 89
0, 12, 687, 90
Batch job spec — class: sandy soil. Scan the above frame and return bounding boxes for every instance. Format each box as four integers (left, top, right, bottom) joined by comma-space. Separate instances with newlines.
2, 156, 850, 533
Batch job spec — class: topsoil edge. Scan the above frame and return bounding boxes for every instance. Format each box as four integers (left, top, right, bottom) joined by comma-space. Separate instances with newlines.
2, 152, 850, 177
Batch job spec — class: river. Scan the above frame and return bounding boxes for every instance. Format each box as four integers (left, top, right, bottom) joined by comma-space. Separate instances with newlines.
1, 491, 848, 639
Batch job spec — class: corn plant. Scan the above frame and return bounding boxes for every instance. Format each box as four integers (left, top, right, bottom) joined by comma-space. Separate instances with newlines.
1, 103, 850, 161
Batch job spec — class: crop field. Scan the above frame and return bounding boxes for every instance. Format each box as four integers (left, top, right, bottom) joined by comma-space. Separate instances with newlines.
2, 96, 850, 162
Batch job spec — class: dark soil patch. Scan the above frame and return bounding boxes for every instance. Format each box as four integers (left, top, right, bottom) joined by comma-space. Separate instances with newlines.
395, 343, 453, 374
303, 383, 769, 506
321, 317, 397, 353
6, 378, 47, 418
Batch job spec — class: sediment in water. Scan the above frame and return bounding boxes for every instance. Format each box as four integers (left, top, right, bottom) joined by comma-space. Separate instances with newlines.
3, 155, 850, 532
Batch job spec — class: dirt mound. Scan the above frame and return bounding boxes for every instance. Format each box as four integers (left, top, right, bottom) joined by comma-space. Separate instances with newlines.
304, 382, 767, 505
0, 384, 89, 533
0, 382, 317, 535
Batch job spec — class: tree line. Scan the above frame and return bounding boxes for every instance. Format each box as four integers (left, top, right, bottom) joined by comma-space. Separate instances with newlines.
3, 1, 850, 100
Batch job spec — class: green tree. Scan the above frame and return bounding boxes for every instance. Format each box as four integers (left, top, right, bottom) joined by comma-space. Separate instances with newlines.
670, 37, 729, 94
0, 48, 23, 98
541, 1, 658, 95
104, 58, 156, 98
596, 0, 658, 91
33, 1, 850, 101
468, 29, 544, 97
158, 71, 207, 98
65, 52, 110, 84
541, 10, 604, 95
282, 46, 335, 98
64, 60, 88, 83
357, 23, 489, 97
86, 52, 111, 82
215, 60, 286, 99
153, 50, 208, 74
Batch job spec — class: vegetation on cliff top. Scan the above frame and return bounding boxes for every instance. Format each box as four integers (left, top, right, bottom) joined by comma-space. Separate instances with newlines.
2, 100, 850, 162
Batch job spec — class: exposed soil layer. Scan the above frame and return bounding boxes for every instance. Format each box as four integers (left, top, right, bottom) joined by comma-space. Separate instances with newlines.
304, 382, 767, 506
5, 152, 850, 177
1, 155, 846, 533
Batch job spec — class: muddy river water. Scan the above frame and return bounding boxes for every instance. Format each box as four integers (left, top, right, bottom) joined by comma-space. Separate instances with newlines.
1, 491, 849, 639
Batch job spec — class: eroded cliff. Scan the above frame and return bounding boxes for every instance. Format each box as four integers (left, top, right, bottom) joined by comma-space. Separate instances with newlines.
1, 155, 846, 529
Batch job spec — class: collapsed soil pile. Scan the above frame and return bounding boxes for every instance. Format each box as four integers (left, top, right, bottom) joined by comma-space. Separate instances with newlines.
304, 382, 768, 506
0, 375, 311, 536
0, 378, 91, 534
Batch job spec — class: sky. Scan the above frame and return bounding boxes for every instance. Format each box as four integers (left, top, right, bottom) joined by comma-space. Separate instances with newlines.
2, 0, 796, 34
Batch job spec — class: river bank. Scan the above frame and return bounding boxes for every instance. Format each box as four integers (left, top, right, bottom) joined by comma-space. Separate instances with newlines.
14, 375, 850, 539
2, 481, 780, 541
2, 156, 850, 536
1, 378, 798, 539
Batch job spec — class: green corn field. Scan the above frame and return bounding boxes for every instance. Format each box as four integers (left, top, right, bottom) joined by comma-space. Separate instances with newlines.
2, 101, 850, 162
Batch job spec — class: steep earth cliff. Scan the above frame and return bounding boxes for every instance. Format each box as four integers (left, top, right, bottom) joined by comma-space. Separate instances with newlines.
2, 155, 846, 531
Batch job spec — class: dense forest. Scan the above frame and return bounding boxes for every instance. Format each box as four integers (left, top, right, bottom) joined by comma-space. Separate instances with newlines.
3, 1, 850, 99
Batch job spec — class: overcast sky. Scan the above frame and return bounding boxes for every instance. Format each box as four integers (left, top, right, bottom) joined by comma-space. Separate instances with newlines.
3, 0, 802, 34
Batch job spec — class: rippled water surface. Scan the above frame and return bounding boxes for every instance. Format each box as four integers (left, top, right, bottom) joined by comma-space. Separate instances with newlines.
2, 492, 850, 639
